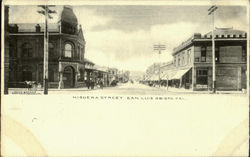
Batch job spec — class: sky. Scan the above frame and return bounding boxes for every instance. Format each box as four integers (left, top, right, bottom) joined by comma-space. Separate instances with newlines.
9, 5, 248, 72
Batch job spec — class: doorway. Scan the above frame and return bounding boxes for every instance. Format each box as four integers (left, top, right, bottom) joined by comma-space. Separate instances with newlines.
63, 66, 75, 88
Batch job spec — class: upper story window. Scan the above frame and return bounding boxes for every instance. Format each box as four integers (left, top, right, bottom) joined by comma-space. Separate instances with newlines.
178, 55, 181, 66
182, 52, 185, 65
187, 49, 191, 64
201, 47, 206, 62
81, 47, 84, 61
77, 46, 80, 59
64, 43, 73, 58
22, 43, 32, 58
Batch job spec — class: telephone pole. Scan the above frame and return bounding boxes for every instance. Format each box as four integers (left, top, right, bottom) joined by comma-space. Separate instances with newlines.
208, 5, 218, 93
154, 43, 166, 87
37, 5, 56, 94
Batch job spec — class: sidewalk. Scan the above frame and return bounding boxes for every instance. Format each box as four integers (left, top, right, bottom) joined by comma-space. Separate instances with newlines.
7, 84, 117, 93
155, 86, 246, 94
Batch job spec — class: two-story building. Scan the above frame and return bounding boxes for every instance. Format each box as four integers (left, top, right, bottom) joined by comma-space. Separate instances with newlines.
107, 68, 118, 85
117, 70, 130, 83
166, 28, 247, 91
8, 6, 86, 89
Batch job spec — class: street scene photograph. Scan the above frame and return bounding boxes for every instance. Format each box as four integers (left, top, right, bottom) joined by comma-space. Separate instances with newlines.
1, 1, 249, 157
3, 4, 248, 95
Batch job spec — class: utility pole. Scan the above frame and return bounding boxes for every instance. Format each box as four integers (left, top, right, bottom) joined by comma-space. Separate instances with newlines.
37, 5, 56, 94
154, 43, 166, 87
208, 5, 218, 93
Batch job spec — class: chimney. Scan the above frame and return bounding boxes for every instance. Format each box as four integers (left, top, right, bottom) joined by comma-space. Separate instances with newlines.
14, 24, 19, 32
193, 33, 201, 39
35, 24, 41, 32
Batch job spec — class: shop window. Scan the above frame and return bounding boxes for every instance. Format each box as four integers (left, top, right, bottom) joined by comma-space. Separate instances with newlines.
49, 43, 55, 58
22, 66, 33, 81
22, 71, 32, 81
22, 43, 32, 58
9, 67, 16, 82
242, 46, 246, 62
78, 69, 84, 81
201, 47, 206, 62
64, 43, 73, 58
215, 47, 219, 62
49, 70, 54, 82
196, 69, 208, 85
9, 44, 15, 58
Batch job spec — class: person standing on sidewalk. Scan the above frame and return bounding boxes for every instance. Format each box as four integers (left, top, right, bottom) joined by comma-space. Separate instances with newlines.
99, 79, 104, 89
91, 80, 95, 89
86, 80, 90, 89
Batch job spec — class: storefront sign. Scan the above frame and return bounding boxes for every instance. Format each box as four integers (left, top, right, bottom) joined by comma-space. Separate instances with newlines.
196, 84, 208, 88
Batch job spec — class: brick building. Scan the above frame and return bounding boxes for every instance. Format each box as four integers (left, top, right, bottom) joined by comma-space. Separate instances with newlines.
163, 28, 247, 91
4, 6, 10, 94
8, 6, 86, 89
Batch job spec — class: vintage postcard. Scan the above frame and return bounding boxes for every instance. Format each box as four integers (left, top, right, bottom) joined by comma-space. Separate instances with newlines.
1, 0, 249, 156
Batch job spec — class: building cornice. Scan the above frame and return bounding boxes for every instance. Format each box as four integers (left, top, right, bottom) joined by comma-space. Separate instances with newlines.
172, 32, 247, 56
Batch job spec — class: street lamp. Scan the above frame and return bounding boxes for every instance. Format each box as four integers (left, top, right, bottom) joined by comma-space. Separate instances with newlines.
208, 5, 218, 93
153, 43, 166, 87
37, 5, 56, 95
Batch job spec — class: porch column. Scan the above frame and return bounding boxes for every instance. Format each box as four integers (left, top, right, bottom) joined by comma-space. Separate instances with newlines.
58, 72, 64, 89
179, 77, 182, 88
75, 72, 78, 87
167, 78, 169, 90
87, 71, 90, 81
192, 67, 196, 91
36, 64, 39, 82
237, 66, 241, 91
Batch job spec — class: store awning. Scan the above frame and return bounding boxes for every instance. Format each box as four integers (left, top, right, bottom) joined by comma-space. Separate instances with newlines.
149, 74, 159, 81
161, 70, 176, 80
171, 67, 191, 80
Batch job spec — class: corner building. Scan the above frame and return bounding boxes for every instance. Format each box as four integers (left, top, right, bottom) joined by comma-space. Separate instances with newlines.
8, 6, 86, 88
169, 28, 247, 91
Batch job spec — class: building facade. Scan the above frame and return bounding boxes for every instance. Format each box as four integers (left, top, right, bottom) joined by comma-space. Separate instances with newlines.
168, 28, 247, 91
8, 6, 86, 89
4, 6, 10, 94
107, 68, 118, 85
117, 70, 130, 83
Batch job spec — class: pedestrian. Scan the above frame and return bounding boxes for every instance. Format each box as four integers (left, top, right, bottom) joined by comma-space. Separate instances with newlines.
86, 80, 90, 89
25, 81, 32, 90
91, 80, 95, 89
99, 79, 103, 89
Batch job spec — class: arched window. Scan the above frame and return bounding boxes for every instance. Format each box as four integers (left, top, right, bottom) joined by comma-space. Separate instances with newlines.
81, 47, 84, 61
77, 46, 80, 59
22, 43, 32, 58
64, 43, 73, 58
